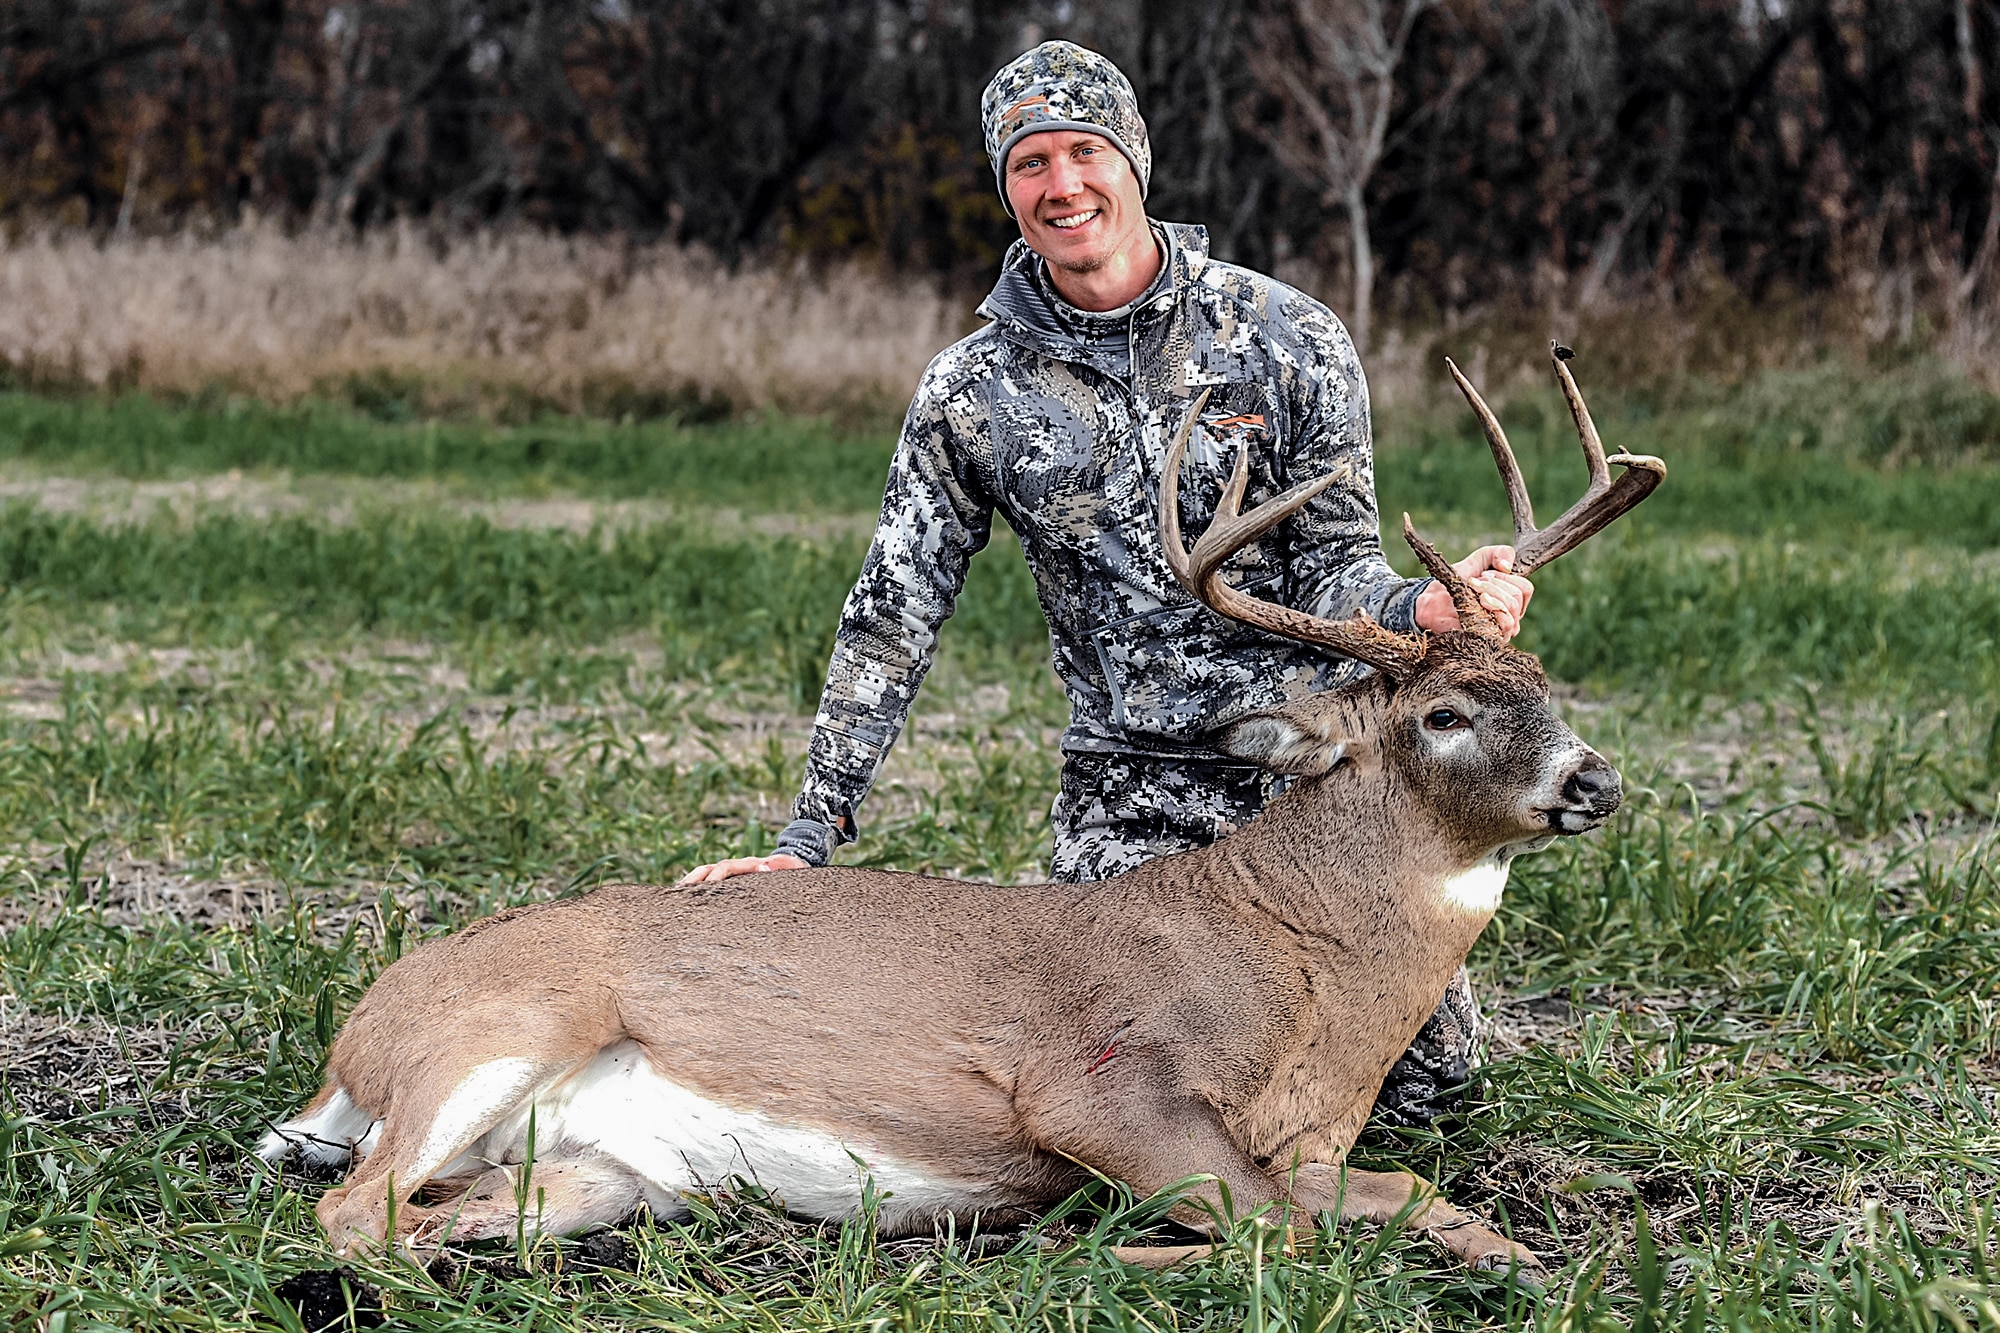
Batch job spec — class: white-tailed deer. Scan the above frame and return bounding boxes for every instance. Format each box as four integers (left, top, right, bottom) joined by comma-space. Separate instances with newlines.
261, 347, 1663, 1276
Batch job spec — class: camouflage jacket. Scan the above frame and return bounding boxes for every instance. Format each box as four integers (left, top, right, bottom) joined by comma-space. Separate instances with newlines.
780, 222, 1427, 863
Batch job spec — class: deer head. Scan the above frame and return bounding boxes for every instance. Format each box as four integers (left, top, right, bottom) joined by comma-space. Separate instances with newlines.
1161, 345, 1664, 864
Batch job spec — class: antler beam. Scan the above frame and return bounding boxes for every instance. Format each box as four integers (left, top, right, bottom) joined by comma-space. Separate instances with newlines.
1158, 348, 1664, 674
1161, 390, 1425, 679
1444, 344, 1667, 574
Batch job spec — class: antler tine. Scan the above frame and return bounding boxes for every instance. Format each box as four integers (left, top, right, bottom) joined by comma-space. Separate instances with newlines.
1163, 390, 1355, 594
1158, 388, 1208, 595
1445, 356, 1535, 546
1445, 349, 1668, 575
1188, 442, 1255, 588
1160, 391, 1424, 679
1401, 514, 1498, 637
1510, 349, 1667, 572
1551, 342, 1610, 492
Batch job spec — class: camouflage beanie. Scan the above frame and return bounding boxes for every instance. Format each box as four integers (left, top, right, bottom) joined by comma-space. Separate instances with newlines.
982, 40, 1151, 217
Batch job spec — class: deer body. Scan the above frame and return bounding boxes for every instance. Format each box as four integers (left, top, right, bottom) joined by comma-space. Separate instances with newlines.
264, 349, 1660, 1276
268, 653, 1597, 1269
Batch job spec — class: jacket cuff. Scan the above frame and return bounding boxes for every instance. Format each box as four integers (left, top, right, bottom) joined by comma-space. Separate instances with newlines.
774, 818, 843, 867
1381, 578, 1431, 634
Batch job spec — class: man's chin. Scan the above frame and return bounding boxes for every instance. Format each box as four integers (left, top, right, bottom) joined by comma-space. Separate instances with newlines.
1036, 231, 1117, 274
1046, 249, 1109, 276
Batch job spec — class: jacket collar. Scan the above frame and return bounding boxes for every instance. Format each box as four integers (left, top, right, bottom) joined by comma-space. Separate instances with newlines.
978, 221, 1211, 375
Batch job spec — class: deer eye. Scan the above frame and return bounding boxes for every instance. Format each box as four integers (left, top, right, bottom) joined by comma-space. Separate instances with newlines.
1425, 708, 1466, 731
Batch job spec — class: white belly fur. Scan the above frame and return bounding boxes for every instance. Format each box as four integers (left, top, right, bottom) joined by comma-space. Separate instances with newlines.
438, 1042, 1015, 1227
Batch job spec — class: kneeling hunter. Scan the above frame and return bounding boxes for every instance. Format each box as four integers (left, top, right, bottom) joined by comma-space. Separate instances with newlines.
681, 39, 1535, 1131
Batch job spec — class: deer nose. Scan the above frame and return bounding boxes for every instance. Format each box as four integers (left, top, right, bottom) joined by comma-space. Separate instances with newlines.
1562, 757, 1621, 810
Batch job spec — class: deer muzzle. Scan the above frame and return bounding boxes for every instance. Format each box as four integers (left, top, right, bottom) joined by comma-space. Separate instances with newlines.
1543, 752, 1622, 834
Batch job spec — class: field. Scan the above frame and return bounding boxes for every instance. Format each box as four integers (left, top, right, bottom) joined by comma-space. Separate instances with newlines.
0, 359, 1997, 1331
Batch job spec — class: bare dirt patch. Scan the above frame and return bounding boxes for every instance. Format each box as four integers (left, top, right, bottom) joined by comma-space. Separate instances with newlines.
0, 998, 248, 1125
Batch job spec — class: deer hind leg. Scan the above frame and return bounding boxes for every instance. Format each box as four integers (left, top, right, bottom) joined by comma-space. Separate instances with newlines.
317, 1056, 557, 1258
1292, 1163, 1543, 1280
411, 1157, 648, 1246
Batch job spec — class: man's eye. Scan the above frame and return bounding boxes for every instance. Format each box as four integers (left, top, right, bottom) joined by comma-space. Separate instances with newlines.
1426, 709, 1465, 730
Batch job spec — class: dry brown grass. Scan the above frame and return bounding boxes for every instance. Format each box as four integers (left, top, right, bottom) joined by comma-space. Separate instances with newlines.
7, 223, 1999, 419
1364, 272, 2000, 407
0, 224, 971, 417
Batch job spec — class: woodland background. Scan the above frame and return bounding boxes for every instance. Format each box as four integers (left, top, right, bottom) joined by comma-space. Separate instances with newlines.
6, 0, 2000, 342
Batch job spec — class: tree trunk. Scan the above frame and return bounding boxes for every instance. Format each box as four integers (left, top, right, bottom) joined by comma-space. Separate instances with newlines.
1957, 0, 1983, 124
1345, 182, 1374, 354
220, 0, 288, 214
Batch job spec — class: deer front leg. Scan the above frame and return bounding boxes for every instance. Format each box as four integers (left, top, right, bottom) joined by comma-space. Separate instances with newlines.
1020, 1073, 1293, 1267
1091, 1105, 1294, 1270
1291, 1162, 1543, 1280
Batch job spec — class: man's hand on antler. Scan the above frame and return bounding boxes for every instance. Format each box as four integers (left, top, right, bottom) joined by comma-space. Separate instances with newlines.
1413, 545, 1534, 639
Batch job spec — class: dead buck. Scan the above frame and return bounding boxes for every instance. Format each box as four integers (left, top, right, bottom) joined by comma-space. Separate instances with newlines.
261, 346, 1663, 1275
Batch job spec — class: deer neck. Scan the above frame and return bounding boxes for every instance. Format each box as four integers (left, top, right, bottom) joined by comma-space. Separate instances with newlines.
1191, 751, 1503, 983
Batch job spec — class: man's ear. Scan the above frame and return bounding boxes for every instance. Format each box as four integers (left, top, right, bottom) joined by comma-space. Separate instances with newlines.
1219, 709, 1351, 776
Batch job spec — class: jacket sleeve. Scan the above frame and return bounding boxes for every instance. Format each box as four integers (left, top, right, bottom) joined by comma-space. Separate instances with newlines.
783, 370, 994, 862
1275, 295, 1429, 634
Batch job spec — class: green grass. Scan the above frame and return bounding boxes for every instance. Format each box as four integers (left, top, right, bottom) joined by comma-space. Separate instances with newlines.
0, 392, 899, 513
0, 366, 1997, 1329
0, 504, 1989, 704
6, 356, 1999, 539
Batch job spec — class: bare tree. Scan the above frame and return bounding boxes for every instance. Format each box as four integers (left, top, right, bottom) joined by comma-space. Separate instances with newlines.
1957, 0, 1984, 123
1955, 0, 1999, 305
1244, 0, 1446, 351
4, 0, 1998, 322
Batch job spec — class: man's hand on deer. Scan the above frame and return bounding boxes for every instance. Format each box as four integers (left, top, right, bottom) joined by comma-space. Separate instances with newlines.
1413, 545, 1534, 639
677, 854, 808, 885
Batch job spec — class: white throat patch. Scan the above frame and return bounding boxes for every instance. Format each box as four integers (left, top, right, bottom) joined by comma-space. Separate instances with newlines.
1439, 857, 1510, 914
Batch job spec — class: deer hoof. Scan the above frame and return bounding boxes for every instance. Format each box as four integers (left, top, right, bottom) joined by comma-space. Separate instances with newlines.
1104, 1243, 1216, 1269
1474, 1243, 1548, 1290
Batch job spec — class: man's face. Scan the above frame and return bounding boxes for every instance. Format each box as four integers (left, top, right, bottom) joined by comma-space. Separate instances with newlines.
1004, 129, 1149, 276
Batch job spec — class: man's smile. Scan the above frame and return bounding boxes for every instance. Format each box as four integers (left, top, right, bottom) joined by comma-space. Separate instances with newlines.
1048, 208, 1100, 230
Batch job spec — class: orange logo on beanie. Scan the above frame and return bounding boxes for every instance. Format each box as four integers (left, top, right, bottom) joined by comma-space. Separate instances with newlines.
1002, 94, 1050, 137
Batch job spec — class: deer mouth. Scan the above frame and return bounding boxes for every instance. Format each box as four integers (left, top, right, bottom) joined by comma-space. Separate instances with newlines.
1539, 795, 1622, 836
1541, 804, 1613, 835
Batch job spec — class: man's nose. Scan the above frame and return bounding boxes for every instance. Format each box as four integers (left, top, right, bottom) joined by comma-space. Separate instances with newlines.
1044, 155, 1083, 198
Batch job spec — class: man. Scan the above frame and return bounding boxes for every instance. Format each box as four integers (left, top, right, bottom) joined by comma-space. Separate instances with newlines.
682, 41, 1533, 1128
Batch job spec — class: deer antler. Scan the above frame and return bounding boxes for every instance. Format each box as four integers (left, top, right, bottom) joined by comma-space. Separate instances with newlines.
1161, 389, 1426, 679
1399, 512, 1500, 639
1444, 344, 1667, 574
1160, 350, 1664, 672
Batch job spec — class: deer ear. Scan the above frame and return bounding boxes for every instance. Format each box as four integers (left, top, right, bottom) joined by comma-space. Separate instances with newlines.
1219, 710, 1351, 776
